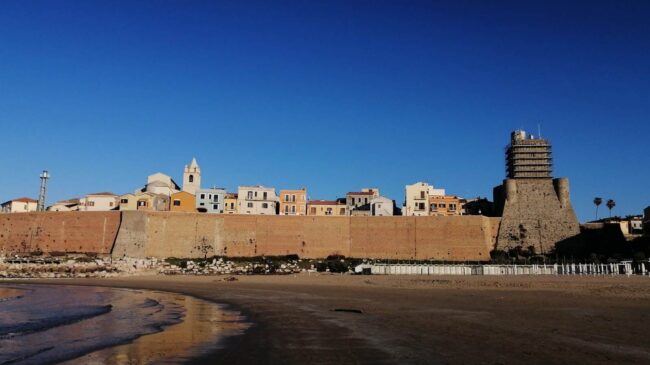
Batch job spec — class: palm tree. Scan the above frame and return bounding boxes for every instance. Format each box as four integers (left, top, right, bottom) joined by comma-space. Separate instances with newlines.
593, 197, 602, 220
606, 199, 616, 218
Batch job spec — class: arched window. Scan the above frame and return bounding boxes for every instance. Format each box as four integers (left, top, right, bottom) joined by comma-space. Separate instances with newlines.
189, 175, 194, 183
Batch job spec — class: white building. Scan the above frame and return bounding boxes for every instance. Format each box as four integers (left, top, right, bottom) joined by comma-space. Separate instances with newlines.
196, 188, 226, 213
144, 173, 181, 196
404, 182, 446, 216
182, 158, 201, 196
371, 196, 394, 216
47, 198, 80, 212
78, 192, 119, 211
237, 185, 278, 215
1, 197, 38, 213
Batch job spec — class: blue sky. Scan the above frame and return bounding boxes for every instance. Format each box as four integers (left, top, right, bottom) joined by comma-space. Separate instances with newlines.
0, 0, 648, 222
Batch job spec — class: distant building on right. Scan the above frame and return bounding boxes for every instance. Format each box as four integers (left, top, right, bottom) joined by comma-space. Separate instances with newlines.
493, 130, 580, 254
643, 206, 650, 236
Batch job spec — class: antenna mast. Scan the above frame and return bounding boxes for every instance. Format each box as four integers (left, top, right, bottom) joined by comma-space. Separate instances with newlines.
38, 170, 49, 212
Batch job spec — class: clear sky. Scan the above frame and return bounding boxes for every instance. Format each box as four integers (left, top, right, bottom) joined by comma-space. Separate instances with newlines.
0, 0, 648, 222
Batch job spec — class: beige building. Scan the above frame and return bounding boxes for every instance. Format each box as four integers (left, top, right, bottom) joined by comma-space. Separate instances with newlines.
404, 182, 446, 216
224, 193, 238, 214
119, 192, 170, 211
1, 197, 38, 213
78, 192, 119, 211
279, 188, 307, 215
307, 200, 347, 216
47, 198, 80, 212
428, 195, 463, 216
237, 186, 278, 215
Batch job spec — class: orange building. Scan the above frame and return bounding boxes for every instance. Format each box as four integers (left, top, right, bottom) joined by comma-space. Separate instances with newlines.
279, 188, 307, 215
307, 200, 347, 216
428, 195, 463, 216
170, 191, 196, 213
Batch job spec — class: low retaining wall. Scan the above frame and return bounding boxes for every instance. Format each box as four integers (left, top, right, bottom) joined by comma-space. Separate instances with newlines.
0, 211, 500, 261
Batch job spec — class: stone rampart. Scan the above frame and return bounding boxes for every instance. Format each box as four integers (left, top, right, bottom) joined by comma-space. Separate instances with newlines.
0, 211, 500, 261
0, 211, 121, 255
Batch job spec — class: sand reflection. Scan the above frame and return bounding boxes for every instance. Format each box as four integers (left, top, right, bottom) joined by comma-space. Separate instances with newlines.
61, 292, 249, 365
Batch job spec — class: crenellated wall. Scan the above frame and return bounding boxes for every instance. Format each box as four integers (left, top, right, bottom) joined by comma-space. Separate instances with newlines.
0, 211, 500, 261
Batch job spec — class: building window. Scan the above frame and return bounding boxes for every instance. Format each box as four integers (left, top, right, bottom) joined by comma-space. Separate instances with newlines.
200, 194, 205, 199
449, 204, 457, 211
248, 191, 253, 199
285, 205, 289, 213
213, 204, 218, 210
340, 208, 345, 215
285, 194, 289, 202
262, 203, 268, 209
189, 175, 194, 183
200, 203, 205, 206
310, 207, 316, 215
291, 206, 296, 213
420, 191, 425, 199
109, 202, 114, 207
213, 195, 219, 202
138, 201, 147, 207
121, 199, 128, 204
326, 208, 332, 215
292, 195, 296, 202
263, 192, 267, 200
173, 200, 181, 206
247, 202, 253, 208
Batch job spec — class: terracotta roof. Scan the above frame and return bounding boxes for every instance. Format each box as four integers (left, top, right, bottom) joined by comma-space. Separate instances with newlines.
346, 191, 375, 196
87, 192, 116, 196
11, 197, 38, 203
308, 200, 342, 205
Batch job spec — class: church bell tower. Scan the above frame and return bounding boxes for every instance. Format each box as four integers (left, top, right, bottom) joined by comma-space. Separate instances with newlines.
183, 157, 201, 195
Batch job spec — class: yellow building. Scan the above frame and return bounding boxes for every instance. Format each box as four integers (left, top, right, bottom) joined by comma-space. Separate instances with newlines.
279, 188, 307, 215
428, 195, 463, 216
224, 193, 238, 214
170, 191, 196, 213
307, 200, 347, 216
119, 192, 170, 211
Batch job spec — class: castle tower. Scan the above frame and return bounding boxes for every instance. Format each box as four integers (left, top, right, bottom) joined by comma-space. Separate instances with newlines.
183, 158, 201, 195
494, 131, 579, 254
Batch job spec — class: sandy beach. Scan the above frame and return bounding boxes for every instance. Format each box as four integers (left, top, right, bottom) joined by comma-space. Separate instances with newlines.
10, 274, 650, 364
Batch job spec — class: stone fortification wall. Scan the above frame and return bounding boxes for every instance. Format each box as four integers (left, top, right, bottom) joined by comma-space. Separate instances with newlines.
0, 211, 121, 255
111, 212, 500, 261
496, 178, 580, 253
0, 211, 500, 261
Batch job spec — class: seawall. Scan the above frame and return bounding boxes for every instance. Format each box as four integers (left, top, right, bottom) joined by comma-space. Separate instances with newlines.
0, 211, 500, 261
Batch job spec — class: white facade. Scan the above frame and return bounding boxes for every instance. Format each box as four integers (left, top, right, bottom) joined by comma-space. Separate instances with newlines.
1, 198, 38, 213
78, 193, 118, 211
237, 185, 278, 215
145, 173, 180, 196
183, 158, 201, 195
371, 196, 394, 216
404, 182, 446, 216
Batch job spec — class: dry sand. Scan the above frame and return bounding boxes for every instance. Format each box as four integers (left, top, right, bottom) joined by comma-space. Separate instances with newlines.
13, 274, 650, 364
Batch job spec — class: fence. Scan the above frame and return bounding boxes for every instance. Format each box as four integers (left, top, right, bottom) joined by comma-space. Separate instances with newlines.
356, 262, 649, 276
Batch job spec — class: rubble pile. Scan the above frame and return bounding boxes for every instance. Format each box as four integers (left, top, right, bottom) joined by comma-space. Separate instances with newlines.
158, 257, 304, 275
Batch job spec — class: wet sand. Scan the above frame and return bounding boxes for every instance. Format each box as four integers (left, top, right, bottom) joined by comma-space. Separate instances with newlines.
13, 274, 650, 364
